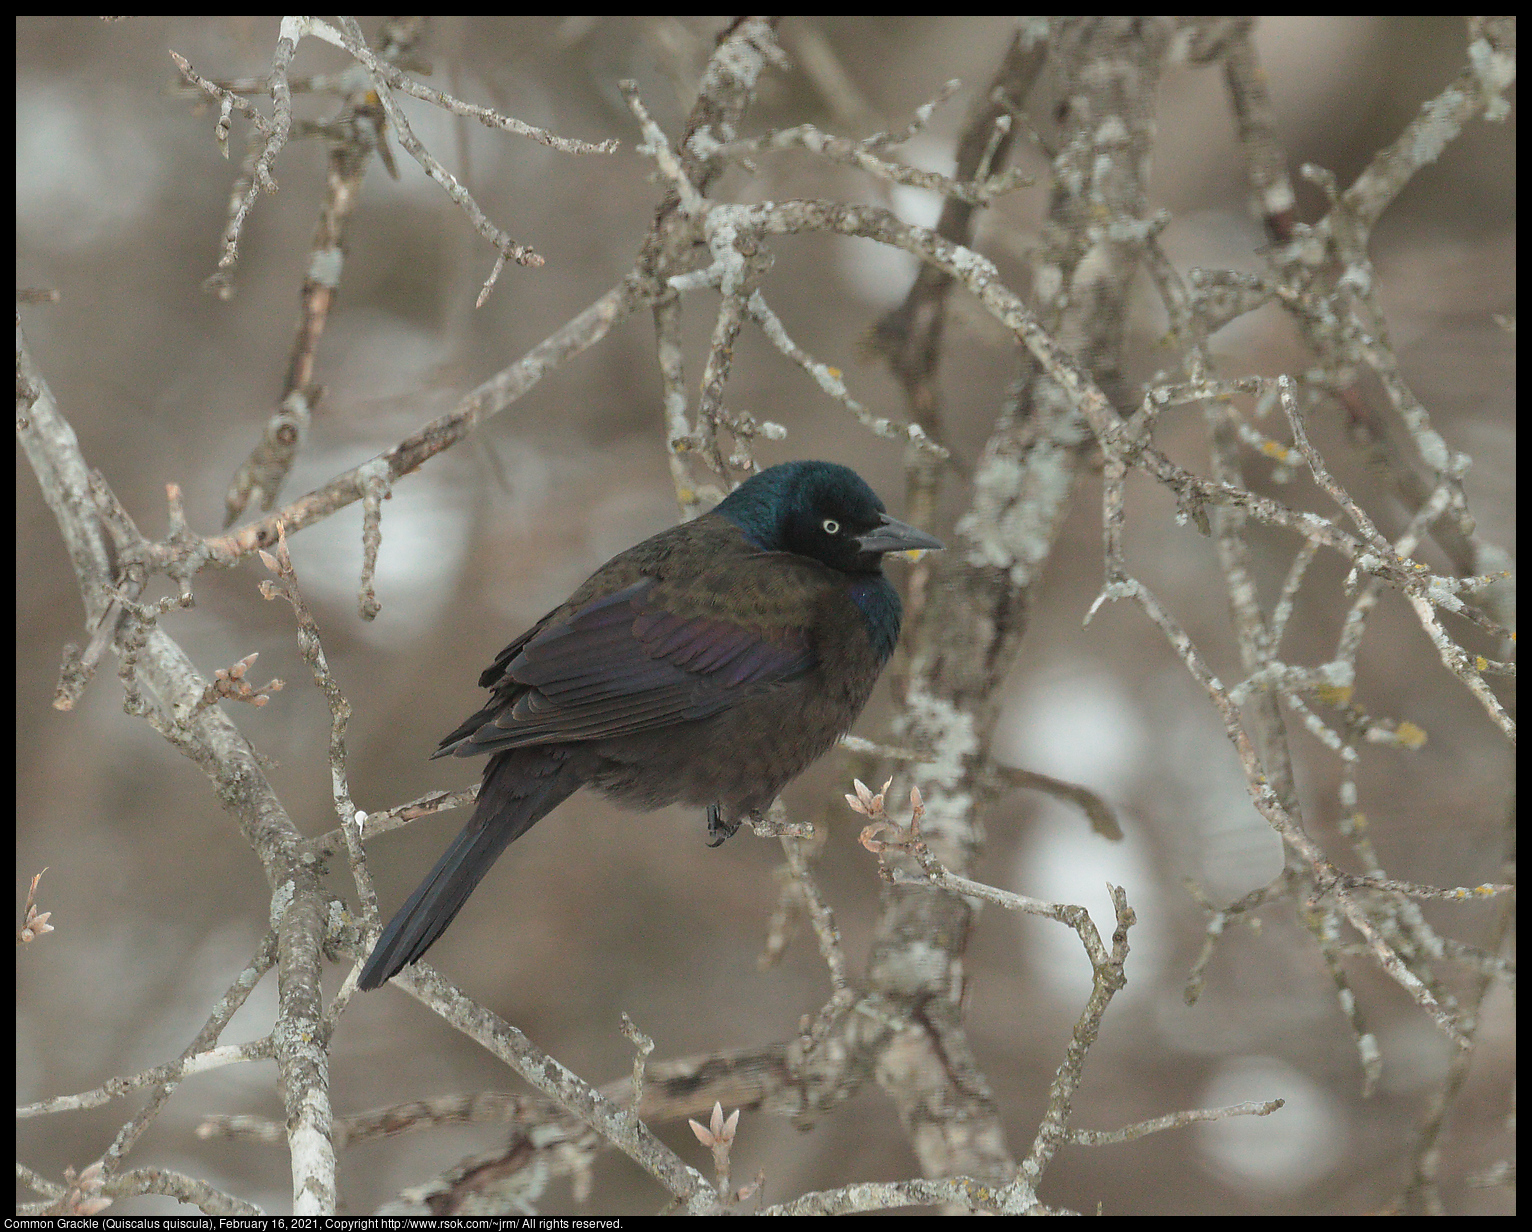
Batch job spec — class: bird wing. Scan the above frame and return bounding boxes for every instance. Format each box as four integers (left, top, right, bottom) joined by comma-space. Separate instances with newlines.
438, 577, 817, 756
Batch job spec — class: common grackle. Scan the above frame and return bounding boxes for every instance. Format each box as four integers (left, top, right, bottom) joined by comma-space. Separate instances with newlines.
357, 460, 941, 990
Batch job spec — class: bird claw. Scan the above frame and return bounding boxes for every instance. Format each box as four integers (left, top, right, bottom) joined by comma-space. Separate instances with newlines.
706, 803, 744, 847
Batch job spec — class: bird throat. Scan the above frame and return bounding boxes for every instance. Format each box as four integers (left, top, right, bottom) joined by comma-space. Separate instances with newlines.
846, 575, 901, 664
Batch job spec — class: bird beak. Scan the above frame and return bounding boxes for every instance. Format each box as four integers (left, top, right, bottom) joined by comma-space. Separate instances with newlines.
856, 513, 944, 558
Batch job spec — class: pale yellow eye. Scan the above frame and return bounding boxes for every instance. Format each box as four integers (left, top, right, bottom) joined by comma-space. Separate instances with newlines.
822, 518, 840, 535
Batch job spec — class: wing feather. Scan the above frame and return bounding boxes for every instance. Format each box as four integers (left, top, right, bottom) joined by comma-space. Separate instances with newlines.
440, 577, 815, 757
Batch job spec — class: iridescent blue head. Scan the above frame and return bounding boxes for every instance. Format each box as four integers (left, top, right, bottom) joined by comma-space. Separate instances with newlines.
712, 461, 942, 662
713, 460, 942, 574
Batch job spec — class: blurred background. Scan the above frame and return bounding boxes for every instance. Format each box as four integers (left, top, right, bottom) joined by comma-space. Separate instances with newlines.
17, 16, 1514, 1216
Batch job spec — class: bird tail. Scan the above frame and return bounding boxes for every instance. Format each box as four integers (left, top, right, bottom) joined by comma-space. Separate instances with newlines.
357, 750, 581, 990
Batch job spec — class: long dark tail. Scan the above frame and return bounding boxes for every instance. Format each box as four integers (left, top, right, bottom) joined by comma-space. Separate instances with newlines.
358, 749, 582, 990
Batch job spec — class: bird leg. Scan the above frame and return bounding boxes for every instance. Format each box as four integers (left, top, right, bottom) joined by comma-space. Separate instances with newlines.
706, 803, 745, 847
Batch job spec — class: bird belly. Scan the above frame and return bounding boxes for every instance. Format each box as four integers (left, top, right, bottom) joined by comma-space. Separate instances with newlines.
584, 666, 876, 817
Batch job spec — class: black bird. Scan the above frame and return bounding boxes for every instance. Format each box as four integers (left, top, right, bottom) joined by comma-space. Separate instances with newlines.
357, 460, 941, 990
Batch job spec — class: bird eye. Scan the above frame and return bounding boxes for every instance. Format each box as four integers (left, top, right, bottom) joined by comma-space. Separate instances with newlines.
821, 518, 840, 535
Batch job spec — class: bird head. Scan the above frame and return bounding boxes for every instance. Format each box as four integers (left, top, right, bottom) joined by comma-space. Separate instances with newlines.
713, 460, 943, 573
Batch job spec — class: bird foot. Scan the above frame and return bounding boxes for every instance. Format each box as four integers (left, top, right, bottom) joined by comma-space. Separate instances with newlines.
705, 804, 750, 847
